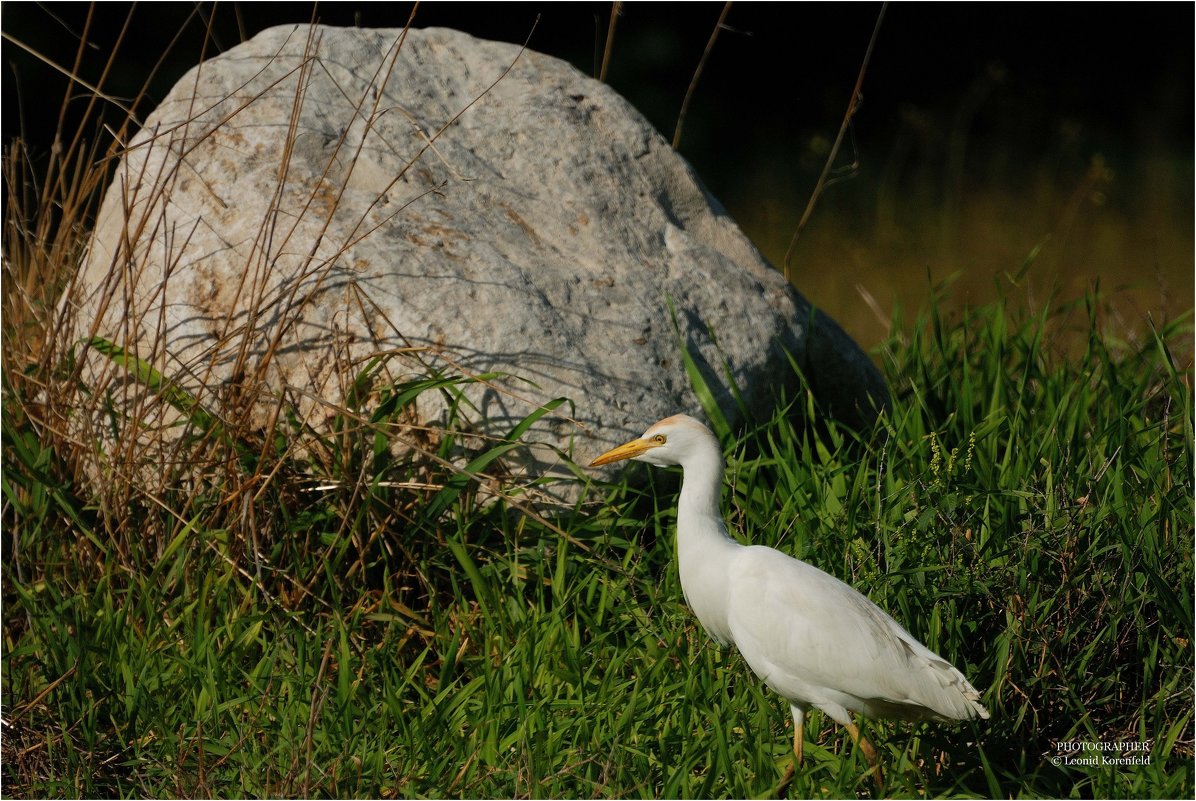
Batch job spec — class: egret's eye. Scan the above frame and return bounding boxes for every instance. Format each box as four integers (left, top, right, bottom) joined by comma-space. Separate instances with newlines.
652, 434, 666, 445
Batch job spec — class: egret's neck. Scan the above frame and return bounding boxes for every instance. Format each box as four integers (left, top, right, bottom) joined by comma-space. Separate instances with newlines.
674, 437, 741, 645
676, 446, 729, 532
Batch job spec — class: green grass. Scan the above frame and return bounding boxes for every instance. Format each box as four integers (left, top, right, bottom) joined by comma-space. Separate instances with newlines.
3, 275, 1192, 797
2, 14, 1191, 796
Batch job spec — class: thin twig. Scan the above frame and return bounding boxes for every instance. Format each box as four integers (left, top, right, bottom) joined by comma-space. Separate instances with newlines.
599, 2, 622, 82
300, 638, 335, 797
9, 664, 78, 723
0, 30, 137, 120
673, 2, 733, 150
783, 2, 887, 282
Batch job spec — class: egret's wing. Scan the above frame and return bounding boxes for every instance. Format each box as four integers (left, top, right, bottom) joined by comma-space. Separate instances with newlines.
725, 545, 987, 722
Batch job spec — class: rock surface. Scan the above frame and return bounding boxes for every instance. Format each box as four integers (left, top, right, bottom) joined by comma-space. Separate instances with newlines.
74, 24, 886, 496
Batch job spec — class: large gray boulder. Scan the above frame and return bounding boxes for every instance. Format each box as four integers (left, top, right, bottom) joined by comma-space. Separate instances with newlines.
73, 24, 885, 498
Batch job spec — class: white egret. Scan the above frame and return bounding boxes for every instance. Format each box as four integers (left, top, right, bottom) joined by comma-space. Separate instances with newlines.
591, 414, 989, 786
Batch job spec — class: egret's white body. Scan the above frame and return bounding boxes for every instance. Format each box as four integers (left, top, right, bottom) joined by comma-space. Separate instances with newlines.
591, 414, 988, 781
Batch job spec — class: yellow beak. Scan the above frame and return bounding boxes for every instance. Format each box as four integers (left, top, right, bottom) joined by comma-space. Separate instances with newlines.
590, 438, 659, 467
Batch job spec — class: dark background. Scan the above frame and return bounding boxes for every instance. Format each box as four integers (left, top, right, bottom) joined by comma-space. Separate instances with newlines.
3, 2, 1192, 346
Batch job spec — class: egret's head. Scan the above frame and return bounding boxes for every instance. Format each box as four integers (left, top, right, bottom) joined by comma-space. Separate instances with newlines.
589, 414, 718, 469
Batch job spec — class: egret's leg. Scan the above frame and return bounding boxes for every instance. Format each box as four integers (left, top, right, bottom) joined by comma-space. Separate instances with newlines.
791, 705, 805, 765
842, 721, 877, 763
843, 721, 883, 789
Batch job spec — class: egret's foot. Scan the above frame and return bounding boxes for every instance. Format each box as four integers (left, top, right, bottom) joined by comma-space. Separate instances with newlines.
859, 760, 884, 794
775, 761, 796, 797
